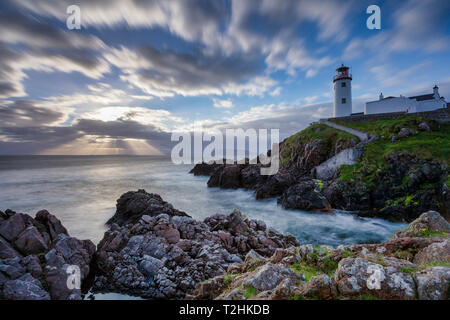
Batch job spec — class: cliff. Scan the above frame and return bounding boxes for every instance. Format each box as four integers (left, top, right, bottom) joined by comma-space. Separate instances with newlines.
191, 116, 449, 222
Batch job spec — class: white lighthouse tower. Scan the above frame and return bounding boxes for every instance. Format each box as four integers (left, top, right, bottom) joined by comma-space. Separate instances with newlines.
333, 64, 352, 117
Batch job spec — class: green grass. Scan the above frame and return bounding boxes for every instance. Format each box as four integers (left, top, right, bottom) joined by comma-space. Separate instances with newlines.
418, 229, 448, 238
341, 250, 355, 258
400, 266, 415, 274
223, 274, 235, 286
339, 118, 449, 192
291, 263, 321, 282
280, 124, 359, 166
243, 286, 258, 299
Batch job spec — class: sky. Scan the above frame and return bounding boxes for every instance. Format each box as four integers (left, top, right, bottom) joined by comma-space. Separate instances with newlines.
0, 0, 449, 155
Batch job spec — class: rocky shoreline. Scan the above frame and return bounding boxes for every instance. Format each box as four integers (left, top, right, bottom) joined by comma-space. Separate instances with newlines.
1, 190, 449, 300
190, 121, 449, 222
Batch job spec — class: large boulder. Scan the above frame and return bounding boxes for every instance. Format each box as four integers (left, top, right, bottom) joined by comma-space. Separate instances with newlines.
334, 258, 416, 300
393, 211, 450, 239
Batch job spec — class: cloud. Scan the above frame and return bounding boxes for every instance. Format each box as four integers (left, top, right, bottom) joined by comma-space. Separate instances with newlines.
342, 0, 450, 60
0, 100, 69, 127
105, 46, 277, 98
213, 98, 234, 109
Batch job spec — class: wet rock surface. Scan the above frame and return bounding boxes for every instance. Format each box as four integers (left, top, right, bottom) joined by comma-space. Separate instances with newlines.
93, 190, 298, 299
0, 210, 95, 300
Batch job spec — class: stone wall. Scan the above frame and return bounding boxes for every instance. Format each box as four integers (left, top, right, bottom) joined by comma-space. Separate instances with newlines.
326, 108, 450, 124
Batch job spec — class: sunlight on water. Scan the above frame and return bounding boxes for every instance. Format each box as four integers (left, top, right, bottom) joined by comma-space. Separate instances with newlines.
0, 156, 407, 246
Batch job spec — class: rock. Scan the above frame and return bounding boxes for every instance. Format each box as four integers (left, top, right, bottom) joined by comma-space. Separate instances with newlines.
0, 210, 95, 300
35, 210, 68, 240
107, 189, 189, 226
393, 211, 450, 239
0, 213, 26, 242
278, 180, 332, 212
242, 263, 298, 292
413, 239, 450, 265
3, 274, 50, 300
335, 258, 416, 299
255, 170, 294, 200
418, 122, 431, 132
139, 255, 163, 277
94, 193, 297, 299
14, 226, 48, 255
0, 235, 20, 259
415, 267, 450, 300
296, 274, 338, 299
398, 127, 417, 138
189, 162, 224, 176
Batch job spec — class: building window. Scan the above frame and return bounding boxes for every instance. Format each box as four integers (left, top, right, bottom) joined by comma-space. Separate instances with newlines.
341, 82, 346, 87
342, 98, 346, 104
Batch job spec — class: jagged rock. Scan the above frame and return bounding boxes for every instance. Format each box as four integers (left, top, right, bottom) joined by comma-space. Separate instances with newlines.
0, 235, 20, 259
415, 267, 450, 300
2, 273, 50, 300
278, 180, 332, 212
94, 194, 298, 299
107, 189, 189, 226
0, 213, 27, 242
393, 211, 450, 239
14, 226, 48, 255
0, 209, 95, 300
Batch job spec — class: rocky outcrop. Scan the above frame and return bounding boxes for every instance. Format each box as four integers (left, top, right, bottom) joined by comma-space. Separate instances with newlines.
107, 189, 188, 226
0, 209, 95, 300
277, 180, 332, 212
93, 191, 298, 299
193, 211, 450, 300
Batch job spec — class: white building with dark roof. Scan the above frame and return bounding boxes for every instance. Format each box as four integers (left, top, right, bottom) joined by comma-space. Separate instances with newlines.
364, 85, 447, 115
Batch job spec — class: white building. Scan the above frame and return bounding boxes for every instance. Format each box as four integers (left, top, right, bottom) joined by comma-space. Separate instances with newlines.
333, 64, 352, 117
364, 85, 447, 115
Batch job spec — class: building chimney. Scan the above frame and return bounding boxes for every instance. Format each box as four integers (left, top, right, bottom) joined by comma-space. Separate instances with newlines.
379, 92, 383, 100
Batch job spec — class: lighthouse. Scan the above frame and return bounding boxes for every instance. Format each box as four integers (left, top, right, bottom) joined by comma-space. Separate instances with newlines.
333, 64, 352, 117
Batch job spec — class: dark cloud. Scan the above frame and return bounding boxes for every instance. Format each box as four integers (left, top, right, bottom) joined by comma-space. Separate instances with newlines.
0, 100, 66, 127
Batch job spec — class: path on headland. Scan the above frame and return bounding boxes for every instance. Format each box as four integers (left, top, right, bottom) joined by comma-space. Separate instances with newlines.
319, 119, 369, 141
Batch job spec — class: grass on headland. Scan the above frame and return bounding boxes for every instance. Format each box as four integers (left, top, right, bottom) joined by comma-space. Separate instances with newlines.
339, 118, 449, 187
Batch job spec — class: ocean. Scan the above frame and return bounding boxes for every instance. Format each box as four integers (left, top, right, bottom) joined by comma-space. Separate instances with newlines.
0, 155, 407, 246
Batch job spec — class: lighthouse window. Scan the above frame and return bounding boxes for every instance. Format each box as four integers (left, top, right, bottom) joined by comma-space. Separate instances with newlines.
341, 82, 346, 87
342, 98, 346, 104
